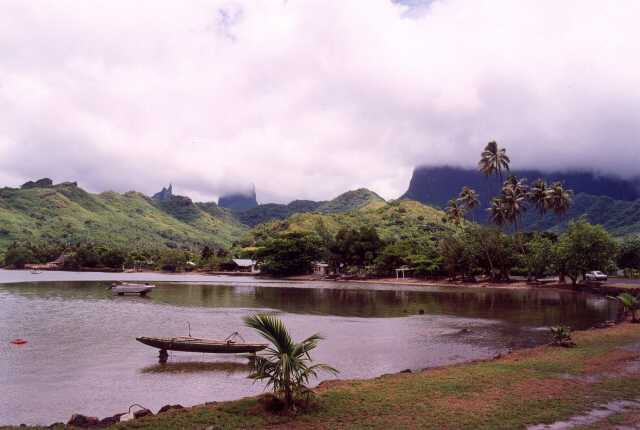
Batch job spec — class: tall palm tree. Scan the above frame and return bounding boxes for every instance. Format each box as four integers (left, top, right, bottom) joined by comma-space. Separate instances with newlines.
458, 186, 480, 212
244, 313, 338, 409
496, 177, 529, 280
500, 178, 528, 233
545, 182, 573, 218
528, 179, 549, 216
445, 199, 466, 225
478, 141, 511, 181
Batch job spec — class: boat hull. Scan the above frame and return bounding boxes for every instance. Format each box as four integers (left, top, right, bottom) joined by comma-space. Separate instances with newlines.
136, 336, 268, 354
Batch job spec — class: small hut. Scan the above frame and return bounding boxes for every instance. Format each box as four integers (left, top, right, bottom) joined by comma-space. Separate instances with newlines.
395, 265, 413, 279
313, 262, 330, 276
231, 259, 257, 273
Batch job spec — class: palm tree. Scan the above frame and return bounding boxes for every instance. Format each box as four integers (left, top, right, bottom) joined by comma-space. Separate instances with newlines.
608, 293, 640, 323
501, 177, 528, 232
491, 178, 529, 280
528, 179, 549, 216
445, 199, 466, 226
478, 141, 510, 181
545, 182, 573, 219
487, 197, 508, 227
457, 186, 480, 220
244, 313, 338, 409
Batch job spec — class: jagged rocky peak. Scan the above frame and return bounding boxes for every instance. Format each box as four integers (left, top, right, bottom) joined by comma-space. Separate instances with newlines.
153, 184, 173, 202
21, 178, 53, 189
218, 185, 258, 211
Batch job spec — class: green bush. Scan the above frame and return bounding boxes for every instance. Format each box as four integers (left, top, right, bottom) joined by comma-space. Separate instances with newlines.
257, 232, 322, 277
3, 244, 35, 269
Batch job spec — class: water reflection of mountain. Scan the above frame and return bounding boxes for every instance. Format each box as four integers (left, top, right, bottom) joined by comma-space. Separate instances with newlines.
2, 281, 619, 329
154, 283, 617, 328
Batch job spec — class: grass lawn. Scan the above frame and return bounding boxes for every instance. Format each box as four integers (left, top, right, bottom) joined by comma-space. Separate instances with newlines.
5, 323, 640, 430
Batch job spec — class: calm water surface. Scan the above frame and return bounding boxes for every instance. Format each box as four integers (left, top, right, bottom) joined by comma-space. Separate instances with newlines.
0, 270, 618, 425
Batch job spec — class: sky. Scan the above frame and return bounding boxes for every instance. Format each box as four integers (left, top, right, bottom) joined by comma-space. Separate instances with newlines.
1, 0, 639, 204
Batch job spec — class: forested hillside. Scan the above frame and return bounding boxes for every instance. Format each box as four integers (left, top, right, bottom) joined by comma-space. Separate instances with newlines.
522, 193, 640, 236
237, 188, 385, 226
245, 199, 450, 245
0, 180, 246, 257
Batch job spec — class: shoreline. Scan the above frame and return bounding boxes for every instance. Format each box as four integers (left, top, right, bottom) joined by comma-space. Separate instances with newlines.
7, 321, 640, 429
3, 267, 639, 296
287, 274, 640, 295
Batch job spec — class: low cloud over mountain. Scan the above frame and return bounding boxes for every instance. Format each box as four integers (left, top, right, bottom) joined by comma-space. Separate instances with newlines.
1, 1, 639, 202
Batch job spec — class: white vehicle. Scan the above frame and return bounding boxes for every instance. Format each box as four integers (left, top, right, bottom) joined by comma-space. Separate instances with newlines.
585, 271, 608, 282
110, 282, 156, 296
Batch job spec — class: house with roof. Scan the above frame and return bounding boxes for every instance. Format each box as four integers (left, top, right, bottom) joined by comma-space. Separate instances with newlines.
231, 258, 258, 273
313, 261, 330, 276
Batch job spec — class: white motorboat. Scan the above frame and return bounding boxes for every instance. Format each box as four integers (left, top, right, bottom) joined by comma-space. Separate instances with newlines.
110, 282, 156, 296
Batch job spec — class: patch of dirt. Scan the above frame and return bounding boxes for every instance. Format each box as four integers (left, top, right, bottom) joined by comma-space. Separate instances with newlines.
622, 342, 640, 353
430, 393, 498, 416
431, 378, 579, 418
584, 351, 639, 374
527, 399, 640, 430
511, 379, 580, 399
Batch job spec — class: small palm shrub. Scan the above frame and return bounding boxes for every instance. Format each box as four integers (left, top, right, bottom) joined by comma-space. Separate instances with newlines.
244, 313, 338, 411
550, 325, 575, 347
608, 293, 640, 323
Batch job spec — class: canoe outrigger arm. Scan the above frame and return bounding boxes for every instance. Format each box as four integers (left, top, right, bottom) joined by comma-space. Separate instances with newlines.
224, 331, 246, 343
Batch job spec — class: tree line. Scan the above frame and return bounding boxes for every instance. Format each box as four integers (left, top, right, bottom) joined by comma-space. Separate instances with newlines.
1, 240, 240, 272
254, 142, 639, 282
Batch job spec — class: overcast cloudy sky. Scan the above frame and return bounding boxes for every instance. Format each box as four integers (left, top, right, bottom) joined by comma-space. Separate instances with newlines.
1, 0, 639, 203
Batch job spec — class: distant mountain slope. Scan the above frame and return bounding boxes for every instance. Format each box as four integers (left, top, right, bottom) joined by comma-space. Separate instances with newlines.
317, 188, 386, 213
403, 166, 640, 209
0, 180, 246, 254
402, 166, 640, 229
522, 193, 640, 236
237, 188, 386, 226
237, 200, 322, 226
247, 198, 450, 244
218, 187, 258, 211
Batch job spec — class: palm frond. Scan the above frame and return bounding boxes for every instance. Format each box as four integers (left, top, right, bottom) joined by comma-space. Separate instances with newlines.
244, 313, 294, 354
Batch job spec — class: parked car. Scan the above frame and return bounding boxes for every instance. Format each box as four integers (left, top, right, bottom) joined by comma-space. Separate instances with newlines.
585, 271, 608, 282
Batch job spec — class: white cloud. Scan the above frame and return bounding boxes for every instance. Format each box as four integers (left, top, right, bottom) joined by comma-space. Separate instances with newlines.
0, 0, 639, 203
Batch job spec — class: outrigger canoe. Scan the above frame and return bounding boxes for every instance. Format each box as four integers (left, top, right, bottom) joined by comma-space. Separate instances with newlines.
136, 336, 268, 354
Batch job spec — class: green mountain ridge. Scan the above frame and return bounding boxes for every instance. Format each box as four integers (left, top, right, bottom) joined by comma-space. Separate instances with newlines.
237, 188, 386, 226
0, 182, 246, 254
246, 199, 450, 245
3, 178, 639, 263
0, 182, 397, 258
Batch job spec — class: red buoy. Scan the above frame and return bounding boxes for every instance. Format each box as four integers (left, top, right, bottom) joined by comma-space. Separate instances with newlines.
10, 339, 28, 345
